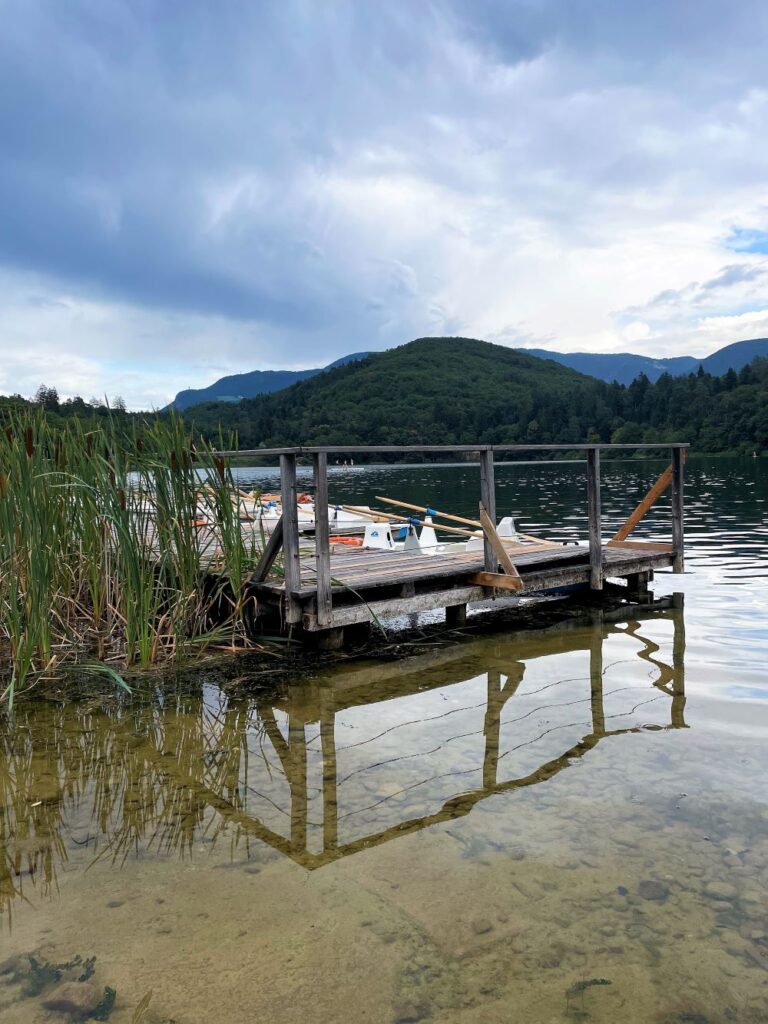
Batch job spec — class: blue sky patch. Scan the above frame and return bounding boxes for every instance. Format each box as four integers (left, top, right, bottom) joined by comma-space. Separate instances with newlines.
726, 228, 768, 254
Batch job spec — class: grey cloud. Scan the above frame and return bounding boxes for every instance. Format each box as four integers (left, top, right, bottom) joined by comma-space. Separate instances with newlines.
2, 0, 768, 394
616, 262, 768, 327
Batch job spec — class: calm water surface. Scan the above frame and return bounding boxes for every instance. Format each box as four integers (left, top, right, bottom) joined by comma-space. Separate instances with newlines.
1, 457, 767, 1023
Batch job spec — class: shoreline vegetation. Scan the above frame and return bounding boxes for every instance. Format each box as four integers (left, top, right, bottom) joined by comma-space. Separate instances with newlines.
0, 340, 766, 458
0, 412, 280, 708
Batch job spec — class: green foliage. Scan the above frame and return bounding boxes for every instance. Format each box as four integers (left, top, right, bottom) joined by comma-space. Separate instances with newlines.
92, 985, 117, 1020
4, 338, 768, 461
181, 338, 768, 455
0, 410, 265, 703
185, 338, 613, 449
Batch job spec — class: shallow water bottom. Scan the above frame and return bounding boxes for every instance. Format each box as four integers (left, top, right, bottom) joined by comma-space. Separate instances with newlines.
4, 776, 768, 1023
2, 598, 768, 1023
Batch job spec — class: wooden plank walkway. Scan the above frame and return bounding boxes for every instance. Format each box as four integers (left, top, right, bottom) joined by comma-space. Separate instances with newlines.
286, 544, 588, 597
251, 541, 675, 632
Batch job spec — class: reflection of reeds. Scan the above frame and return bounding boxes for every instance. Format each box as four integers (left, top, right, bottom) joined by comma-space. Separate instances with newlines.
0, 685, 280, 921
0, 411, 269, 705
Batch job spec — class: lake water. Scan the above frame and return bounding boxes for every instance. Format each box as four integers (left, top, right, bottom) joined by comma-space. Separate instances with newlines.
1, 456, 767, 1023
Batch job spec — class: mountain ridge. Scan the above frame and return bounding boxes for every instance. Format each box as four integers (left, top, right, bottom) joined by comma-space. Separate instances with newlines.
169, 352, 370, 410
520, 338, 768, 384
181, 335, 768, 456
171, 337, 768, 409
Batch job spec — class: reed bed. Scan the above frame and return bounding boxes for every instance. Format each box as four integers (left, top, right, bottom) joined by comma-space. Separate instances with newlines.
0, 411, 272, 706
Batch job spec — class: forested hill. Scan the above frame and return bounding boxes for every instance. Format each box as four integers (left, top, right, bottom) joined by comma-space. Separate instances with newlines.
185, 337, 768, 453
169, 336, 768, 409
5, 337, 767, 455
187, 338, 602, 448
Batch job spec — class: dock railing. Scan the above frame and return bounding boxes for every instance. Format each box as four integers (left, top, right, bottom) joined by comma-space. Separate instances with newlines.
212, 443, 689, 628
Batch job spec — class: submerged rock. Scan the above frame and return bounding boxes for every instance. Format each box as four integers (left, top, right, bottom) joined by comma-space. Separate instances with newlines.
704, 880, 737, 901
42, 981, 100, 1018
393, 1000, 431, 1022
638, 880, 669, 902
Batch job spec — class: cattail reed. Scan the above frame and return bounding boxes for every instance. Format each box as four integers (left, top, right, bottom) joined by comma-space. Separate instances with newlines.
0, 410, 271, 706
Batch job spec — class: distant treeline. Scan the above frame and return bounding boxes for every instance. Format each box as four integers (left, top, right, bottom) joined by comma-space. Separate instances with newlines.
4, 338, 768, 456
182, 338, 768, 455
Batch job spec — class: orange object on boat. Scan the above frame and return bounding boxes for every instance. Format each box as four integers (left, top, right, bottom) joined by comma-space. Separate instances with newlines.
333, 536, 363, 546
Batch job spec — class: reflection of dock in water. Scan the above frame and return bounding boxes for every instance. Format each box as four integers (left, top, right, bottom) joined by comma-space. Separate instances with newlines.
263, 595, 687, 867
0, 596, 686, 912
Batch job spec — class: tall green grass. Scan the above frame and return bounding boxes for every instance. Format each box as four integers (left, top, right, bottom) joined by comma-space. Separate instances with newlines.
0, 411, 269, 706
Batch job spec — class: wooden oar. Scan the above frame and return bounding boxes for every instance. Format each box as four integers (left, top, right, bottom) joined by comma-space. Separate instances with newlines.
336, 504, 479, 539
375, 495, 480, 528
336, 504, 406, 524
374, 495, 559, 547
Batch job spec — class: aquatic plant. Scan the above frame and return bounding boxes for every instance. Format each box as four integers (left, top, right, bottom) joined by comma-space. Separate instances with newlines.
0, 410, 271, 705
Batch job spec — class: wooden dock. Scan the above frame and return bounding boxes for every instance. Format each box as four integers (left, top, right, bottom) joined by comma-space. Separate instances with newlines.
253, 542, 678, 633
228, 442, 688, 643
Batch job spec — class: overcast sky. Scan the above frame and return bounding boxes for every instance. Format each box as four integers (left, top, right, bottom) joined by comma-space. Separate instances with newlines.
2, 0, 768, 408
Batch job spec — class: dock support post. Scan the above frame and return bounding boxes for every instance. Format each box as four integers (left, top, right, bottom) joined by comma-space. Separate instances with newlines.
280, 453, 302, 624
479, 448, 497, 574
313, 452, 332, 627
316, 627, 345, 651
587, 447, 603, 590
625, 570, 651, 600
672, 447, 685, 574
446, 604, 467, 628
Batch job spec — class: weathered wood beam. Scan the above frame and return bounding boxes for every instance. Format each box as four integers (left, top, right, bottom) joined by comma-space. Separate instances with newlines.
212, 442, 691, 458
672, 447, 685, 573
479, 502, 521, 579
249, 514, 284, 584
469, 571, 523, 591
313, 452, 332, 627
587, 447, 603, 590
280, 453, 302, 624
303, 586, 493, 630
608, 463, 673, 544
479, 450, 497, 574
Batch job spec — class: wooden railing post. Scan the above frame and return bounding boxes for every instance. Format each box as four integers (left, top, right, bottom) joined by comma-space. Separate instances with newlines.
671, 447, 685, 573
313, 452, 332, 627
587, 447, 603, 590
479, 448, 496, 573
280, 453, 302, 624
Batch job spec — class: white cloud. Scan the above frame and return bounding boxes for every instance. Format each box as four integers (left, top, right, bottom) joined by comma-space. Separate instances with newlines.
2, 0, 768, 404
